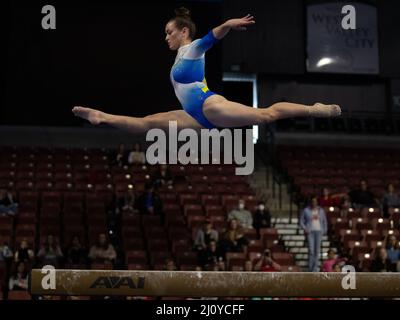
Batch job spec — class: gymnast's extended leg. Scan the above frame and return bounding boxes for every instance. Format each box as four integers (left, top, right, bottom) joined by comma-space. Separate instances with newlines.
202, 95, 341, 128
72, 106, 203, 133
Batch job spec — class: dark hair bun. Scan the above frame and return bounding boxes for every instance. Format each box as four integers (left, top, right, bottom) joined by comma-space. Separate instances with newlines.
175, 7, 191, 18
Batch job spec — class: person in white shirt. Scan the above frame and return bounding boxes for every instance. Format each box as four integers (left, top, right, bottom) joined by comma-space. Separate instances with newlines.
228, 199, 253, 229
128, 142, 146, 165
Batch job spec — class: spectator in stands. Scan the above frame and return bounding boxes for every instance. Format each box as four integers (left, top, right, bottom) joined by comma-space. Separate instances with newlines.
198, 240, 224, 270
88, 233, 117, 264
348, 180, 377, 209
194, 219, 219, 251
37, 235, 63, 267
127, 142, 146, 165
322, 249, 340, 272
332, 263, 341, 272
66, 235, 88, 266
318, 187, 337, 208
118, 188, 137, 214
253, 249, 282, 272
135, 183, 163, 217
0, 188, 18, 216
228, 199, 253, 229
370, 247, 395, 272
220, 219, 249, 255
113, 143, 128, 167
244, 260, 253, 271
217, 258, 226, 271
300, 196, 328, 272
164, 258, 178, 271
152, 164, 173, 187
339, 194, 352, 217
386, 235, 400, 270
0, 242, 13, 262
253, 201, 271, 238
211, 258, 226, 271
382, 183, 400, 218
8, 261, 29, 291
14, 239, 35, 264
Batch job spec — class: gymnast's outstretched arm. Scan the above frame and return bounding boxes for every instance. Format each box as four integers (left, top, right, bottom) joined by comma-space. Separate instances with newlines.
212, 14, 255, 39
187, 14, 256, 59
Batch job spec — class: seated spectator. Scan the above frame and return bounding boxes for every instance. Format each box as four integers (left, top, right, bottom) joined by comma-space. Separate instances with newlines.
332, 263, 341, 272
164, 258, 178, 271
244, 260, 253, 271
228, 199, 253, 229
318, 187, 336, 207
14, 239, 35, 264
135, 183, 163, 217
0, 188, 18, 216
0, 242, 13, 262
253, 201, 271, 238
128, 142, 146, 165
118, 189, 137, 214
88, 233, 117, 264
370, 247, 395, 272
37, 235, 63, 267
339, 194, 352, 217
194, 219, 219, 251
220, 219, 249, 255
112, 143, 128, 167
318, 187, 346, 208
382, 183, 400, 218
8, 261, 29, 291
198, 240, 224, 270
66, 235, 88, 266
210, 259, 226, 271
253, 249, 282, 272
152, 164, 173, 187
348, 180, 377, 209
322, 249, 346, 272
386, 235, 400, 270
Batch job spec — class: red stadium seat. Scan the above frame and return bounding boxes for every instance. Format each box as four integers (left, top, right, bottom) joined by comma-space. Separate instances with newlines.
147, 239, 169, 252
7, 291, 31, 300
281, 265, 301, 272
127, 263, 149, 270
91, 262, 113, 270
175, 252, 197, 266
226, 252, 246, 269
150, 252, 172, 266
272, 252, 294, 266
142, 215, 162, 227
123, 238, 145, 251
125, 250, 147, 264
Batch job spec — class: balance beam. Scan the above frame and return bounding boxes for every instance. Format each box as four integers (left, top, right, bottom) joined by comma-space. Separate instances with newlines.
29, 269, 400, 297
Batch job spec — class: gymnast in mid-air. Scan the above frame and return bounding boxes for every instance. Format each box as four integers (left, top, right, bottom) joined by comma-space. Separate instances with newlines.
72, 7, 341, 132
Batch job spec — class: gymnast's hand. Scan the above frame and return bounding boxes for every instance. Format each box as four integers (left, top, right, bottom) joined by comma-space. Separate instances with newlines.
226, 14, 255, 31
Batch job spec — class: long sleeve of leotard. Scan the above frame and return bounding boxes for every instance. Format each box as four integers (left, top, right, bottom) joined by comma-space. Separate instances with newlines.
185, 30, 219, 60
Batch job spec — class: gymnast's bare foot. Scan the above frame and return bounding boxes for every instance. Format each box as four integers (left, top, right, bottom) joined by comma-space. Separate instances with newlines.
309, 103, 341, 117
72, 106, 107, 125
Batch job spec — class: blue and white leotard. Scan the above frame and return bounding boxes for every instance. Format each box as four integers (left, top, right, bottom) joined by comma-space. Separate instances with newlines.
170, 30, 219, 129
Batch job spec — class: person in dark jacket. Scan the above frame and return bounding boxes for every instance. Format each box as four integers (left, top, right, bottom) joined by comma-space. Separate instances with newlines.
370, 247, 396, 272
135, 183, 163, 218
253, 201, 271, 238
